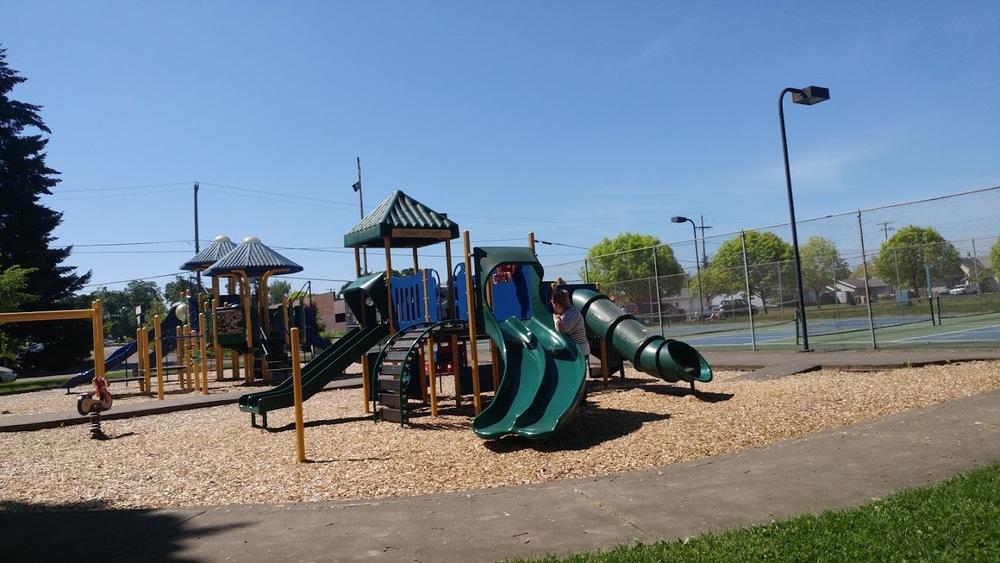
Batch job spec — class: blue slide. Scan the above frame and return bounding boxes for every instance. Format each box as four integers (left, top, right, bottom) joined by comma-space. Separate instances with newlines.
61, 305, 187, 390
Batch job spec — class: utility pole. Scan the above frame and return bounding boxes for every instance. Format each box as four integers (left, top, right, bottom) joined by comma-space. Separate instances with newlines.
698, 215, 713, 269
353, 157, 368, 273
194, 182, 202, 297
877, 221, 894, 242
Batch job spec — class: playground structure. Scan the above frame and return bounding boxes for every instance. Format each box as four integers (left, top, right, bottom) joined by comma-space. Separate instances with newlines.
8, 190, 711, 441
57, 234, 329, 403
237, 190, 714, 440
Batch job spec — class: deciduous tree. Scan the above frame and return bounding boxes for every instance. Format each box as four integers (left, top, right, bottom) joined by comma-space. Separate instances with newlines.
586, 233, 683, 307
705, 231, 793, 310
872, 226, 961, 291
800, 236, 850, 305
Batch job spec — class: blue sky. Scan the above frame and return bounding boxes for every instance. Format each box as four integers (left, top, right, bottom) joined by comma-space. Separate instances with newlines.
3, 2, 998, 295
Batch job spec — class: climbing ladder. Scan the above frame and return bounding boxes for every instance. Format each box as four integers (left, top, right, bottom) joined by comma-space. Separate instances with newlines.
371, 319, 467, 425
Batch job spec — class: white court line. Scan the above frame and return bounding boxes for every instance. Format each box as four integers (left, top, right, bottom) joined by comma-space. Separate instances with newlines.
897, 324, 1000, 343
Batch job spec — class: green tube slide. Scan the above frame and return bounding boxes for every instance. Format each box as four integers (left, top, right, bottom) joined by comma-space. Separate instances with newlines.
571, 289, 712, 384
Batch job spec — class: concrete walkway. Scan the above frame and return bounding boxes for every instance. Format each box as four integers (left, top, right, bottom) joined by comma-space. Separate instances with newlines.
5, 348, 1000, 562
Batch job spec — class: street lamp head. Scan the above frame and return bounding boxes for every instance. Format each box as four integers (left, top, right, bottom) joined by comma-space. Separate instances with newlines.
792, 86, 830, 106
670, 216, 689, 224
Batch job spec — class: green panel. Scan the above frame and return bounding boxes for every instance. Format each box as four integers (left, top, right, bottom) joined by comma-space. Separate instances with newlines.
238, 324, 389, 421
471, 246, 587, 440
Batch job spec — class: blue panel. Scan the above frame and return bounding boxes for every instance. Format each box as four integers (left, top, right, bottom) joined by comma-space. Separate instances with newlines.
390, 270, 441, 330
492, 265, 533, 321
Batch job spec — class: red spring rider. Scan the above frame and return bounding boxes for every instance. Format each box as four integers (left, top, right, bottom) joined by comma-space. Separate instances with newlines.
77, 374, 113, 415
78, 374, 113, 440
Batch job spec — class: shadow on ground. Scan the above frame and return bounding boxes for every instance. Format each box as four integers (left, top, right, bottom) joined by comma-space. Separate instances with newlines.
1, 499, 244, 563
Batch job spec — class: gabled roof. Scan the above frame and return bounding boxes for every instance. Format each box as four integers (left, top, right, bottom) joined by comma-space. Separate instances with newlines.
960, 256, 991, 272
343, 190, 460, 249
180, 235, 238, 272
203, 236, 303, 278
830, 277, 888, 291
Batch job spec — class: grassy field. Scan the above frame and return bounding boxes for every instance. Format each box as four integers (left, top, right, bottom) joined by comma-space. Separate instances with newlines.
516, 461, 1000, 562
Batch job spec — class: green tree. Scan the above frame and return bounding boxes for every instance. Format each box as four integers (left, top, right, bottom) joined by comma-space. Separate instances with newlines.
0, 266, 38, 313
92, 287, 131, 341
586, 233, 683, 307
164, 275, 198, 304
872, 226, 961, 291
268, 280, 292, 304
705, 231, 793, 310
0, 266, 38, 361
850, 261, 874, 279
988, 240, 1000, 285
800, 237, 850, 306
125, 280, 165, 319
0, 47, 91, 367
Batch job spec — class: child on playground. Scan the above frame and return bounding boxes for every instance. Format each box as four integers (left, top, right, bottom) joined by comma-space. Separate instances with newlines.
551, 289, 590, 368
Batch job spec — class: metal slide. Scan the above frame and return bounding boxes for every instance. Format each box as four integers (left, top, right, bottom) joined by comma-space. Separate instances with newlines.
571, 288, 712, 385
470, 247, 587, 440
238, 324, 389, 428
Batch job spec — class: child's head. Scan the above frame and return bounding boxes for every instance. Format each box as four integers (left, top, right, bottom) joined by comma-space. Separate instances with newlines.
551, 289, 571, 311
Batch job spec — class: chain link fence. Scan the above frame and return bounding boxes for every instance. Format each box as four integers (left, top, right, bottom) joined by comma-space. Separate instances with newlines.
544, 186, 1000, 350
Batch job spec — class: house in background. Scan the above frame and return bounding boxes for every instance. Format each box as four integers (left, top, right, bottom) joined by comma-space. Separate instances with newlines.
958, 256, 998, 292
824, 277, 890, 304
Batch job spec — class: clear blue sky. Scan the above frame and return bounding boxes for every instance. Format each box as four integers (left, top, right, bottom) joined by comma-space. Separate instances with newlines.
3, 2, 998, 295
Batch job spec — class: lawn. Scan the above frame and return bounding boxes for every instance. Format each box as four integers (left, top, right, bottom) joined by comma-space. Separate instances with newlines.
515, 461, 1000, 562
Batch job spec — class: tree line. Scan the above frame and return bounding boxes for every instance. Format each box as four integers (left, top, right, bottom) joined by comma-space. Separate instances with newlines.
581, 225, 998, 314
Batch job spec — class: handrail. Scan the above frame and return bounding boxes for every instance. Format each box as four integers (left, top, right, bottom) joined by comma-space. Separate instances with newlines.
370, 319, 468, 421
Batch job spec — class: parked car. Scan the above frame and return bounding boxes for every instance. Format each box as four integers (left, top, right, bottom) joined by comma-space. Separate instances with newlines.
716, 299, 758, 317
948, 282, 978, 295
0, 366, 17, 384
636, 304, 686, 325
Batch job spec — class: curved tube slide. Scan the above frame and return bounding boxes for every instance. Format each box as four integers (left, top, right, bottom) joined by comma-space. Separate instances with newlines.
571, 289, 712, 384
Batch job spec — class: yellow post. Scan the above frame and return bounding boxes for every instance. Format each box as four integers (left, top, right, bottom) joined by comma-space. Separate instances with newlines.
154, 315, 164, 400
189, 329, 199, 393
384, 237, 395, 335
176, 325, 187, 390
451, 333, 461, 407
282, 295, 290, 350
136, 327, 147, 393
199, 312, 209, 395
290, 327, 306, 463
463, 231, 482, 414
91, 300, 105, 381
427, 338, 438, 417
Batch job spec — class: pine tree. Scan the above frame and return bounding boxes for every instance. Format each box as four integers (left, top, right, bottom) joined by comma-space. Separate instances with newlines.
0, 46, 91, 368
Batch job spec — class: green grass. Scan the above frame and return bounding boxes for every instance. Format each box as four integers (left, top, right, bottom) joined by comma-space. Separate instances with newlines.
0, 368, 143, 394
515, 461, 1000, 562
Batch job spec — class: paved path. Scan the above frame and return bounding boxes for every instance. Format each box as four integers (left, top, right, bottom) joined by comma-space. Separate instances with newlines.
4, 349, 1000, 562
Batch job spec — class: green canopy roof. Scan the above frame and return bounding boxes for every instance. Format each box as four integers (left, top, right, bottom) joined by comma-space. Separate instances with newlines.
344, 190, 460, 249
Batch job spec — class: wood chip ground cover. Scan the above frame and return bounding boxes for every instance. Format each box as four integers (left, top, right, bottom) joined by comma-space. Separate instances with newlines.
2, 361, 999, 512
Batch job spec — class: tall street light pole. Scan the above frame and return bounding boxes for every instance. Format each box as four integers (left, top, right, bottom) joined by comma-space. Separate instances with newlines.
779, 85, 830, 352
536, 239, 590, 283
670, 216, 704, 319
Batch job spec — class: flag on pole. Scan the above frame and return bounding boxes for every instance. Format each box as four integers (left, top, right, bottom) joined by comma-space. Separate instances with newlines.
352, 181, 361, 192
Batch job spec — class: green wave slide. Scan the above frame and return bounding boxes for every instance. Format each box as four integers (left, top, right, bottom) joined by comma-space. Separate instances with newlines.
571, 288, 712, 385
238, 324, 389, 428
471, 247, 587, 440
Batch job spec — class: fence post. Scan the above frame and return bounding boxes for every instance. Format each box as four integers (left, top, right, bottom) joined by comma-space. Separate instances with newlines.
740, 232, 757, 350
857, 210, 877, 349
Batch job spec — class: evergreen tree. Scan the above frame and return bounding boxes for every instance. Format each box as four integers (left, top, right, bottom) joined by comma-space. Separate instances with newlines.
0, 47, 91, 367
